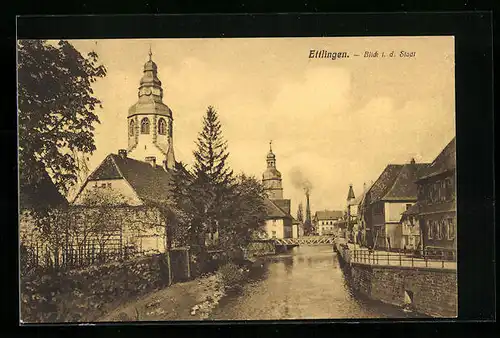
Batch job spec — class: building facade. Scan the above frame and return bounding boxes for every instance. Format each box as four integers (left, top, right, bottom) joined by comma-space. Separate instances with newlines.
363, 160, 429, 250
313, 210, 344, 236
415, 137, 456, 259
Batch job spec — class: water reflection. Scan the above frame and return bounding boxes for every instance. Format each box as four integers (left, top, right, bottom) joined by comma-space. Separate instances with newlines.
210, 245, 424, 320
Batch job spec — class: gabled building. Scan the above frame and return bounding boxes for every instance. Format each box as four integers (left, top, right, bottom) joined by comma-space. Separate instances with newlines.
415, 137, 456, 259
363, 159, 429, 250
313, 210, 344, 236
71, 50, 179, 257
263, 198, 294, 239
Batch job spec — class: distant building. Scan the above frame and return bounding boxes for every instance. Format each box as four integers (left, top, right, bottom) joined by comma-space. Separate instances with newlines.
415, 137, 456, 259
362, 159, 429, 250
261, 142, 296, 239
313, 210, 344, 236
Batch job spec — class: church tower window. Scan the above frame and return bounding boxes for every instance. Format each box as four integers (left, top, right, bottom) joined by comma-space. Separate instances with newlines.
141, 117, 150, 134
129, 120, 135, 136
158, 118, 166, 135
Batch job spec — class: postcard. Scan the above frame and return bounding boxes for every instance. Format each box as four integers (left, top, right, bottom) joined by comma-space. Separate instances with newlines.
18, 36, 457, 323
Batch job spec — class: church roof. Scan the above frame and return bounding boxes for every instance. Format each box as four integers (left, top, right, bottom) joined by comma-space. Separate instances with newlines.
83, 153, 174, 206
416, 137, 456, 181
128, 98, 173, 118
347, 184, 355, 200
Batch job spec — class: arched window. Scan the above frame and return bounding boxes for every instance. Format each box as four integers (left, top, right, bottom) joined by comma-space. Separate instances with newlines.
129, 120, 135, 136
158, 118, 166, 135
141, 118, 150, 134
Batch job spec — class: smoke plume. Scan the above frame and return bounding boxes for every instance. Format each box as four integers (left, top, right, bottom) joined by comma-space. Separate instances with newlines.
289, 166, 313, 193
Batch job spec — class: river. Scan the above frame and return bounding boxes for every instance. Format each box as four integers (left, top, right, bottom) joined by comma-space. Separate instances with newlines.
209, 245, 423, 320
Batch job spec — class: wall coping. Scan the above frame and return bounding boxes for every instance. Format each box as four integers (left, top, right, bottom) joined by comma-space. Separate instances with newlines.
351, 262, 457, 274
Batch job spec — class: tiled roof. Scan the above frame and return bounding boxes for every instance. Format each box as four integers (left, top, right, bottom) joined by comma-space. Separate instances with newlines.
85, 153, 174, 206
314, 210, 343, 220
272, 199, 291, 214
382, 163, 429, 200
264, 198, 290, 219
417, 137, 456, 181
368, 165, 403, 202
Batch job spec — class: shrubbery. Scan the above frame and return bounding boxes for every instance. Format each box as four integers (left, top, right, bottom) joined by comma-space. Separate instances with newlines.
218, 262, 246, 290
21, 254, 171, 323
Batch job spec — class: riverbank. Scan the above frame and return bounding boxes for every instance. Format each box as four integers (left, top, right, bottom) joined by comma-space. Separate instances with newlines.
334, 239, 457, 318
99, 271, 226, 321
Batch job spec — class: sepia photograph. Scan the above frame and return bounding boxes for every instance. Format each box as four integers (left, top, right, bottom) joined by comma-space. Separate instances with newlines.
18, 36, 457, 323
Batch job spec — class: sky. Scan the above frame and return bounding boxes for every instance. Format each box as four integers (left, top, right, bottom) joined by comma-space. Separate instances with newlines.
66, 36, 455, 216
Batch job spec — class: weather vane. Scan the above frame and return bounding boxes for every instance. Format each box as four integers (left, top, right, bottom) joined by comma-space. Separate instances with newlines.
148, 44, 152, 60
269, 140, 273, 152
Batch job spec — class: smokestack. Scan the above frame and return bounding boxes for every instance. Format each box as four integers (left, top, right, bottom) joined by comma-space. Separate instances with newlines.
145, 156, 156, 167
304, 188, 312, 234
118, 149, 127, 159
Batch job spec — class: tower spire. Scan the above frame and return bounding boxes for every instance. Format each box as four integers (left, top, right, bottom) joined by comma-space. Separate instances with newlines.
148, 44, 152, 61
269, 140, 273, 153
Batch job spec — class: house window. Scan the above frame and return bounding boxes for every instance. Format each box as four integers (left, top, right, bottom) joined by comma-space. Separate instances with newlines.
435, 220, 442, 240
129, 120, 135, 136
427, 220, 433, 239
447, 218, 456, 240
141, 117, 150, 134
445, 178, 453, 201
272, 231, 276, 238
158, 118, 166, 135
406, 204, 412, 211
101, 183, 106, 188
272, 220, 276, 226
107, 183, 111, 188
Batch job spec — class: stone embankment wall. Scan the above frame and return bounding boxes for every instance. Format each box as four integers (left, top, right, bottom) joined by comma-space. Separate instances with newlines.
350, 264, 457, 317
335, 241, 457, 318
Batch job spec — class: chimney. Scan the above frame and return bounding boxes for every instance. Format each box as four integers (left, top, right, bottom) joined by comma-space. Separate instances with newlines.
410, 158, 416, 164
363, 182, 367, 192
118, 149, 127, 159
304, 189, 312, 234
145, 156, 156, 167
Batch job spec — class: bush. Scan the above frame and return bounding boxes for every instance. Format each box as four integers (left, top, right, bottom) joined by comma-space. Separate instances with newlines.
218, 262, 245, 289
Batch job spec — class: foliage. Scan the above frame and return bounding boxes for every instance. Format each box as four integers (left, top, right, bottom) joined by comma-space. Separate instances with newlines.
218, 262, 245, 289
170, 106, 267, 259
18, 39, 106, 210
170, 106, 235, 251
20, 254, 171, 323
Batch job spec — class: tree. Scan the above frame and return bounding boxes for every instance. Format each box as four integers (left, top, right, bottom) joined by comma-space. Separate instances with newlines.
191, 106, 234, 247
217, 174, 267, 253
297, 203, 304, 224
18, 39, 107, 211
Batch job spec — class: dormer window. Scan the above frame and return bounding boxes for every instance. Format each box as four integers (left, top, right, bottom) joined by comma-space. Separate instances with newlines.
141, 118, 150, 134
158, 118, 166, 135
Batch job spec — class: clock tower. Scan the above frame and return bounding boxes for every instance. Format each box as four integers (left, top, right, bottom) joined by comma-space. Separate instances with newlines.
127, 48, 175, 169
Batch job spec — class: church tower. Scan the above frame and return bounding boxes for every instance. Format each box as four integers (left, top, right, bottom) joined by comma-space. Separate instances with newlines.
262, 141, 284, 200
127, 47, 175, 169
